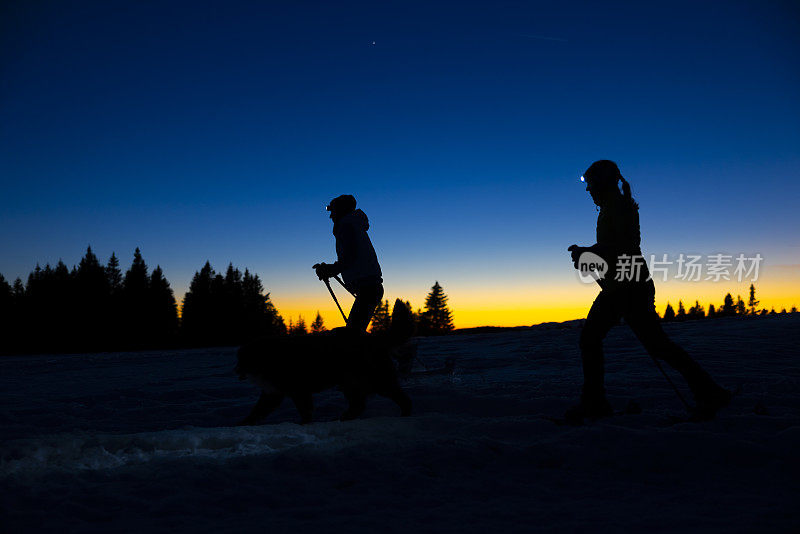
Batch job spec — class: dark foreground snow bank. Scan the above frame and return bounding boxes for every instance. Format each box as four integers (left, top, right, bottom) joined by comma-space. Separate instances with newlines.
2, 316, 799, 532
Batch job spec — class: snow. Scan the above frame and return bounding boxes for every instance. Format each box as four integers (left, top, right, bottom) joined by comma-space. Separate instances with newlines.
2, 316, 799, 532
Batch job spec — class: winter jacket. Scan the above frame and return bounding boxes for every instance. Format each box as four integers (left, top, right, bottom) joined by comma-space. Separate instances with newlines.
589, 194, 650, 289
332, 209, 382, 291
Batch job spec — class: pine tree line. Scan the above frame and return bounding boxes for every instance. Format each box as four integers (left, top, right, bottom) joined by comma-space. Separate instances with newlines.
0, 247, 177, 353
661, 284, 797, 322
370, 280, 454, 336
180, 262, 286, 346
0, 248, 285, 354
287, 281, 457, 337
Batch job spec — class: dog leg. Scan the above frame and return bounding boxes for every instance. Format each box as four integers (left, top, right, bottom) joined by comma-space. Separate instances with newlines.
340, 389, 367, 421
238, 392, 284, 426
290, 393, 314, 424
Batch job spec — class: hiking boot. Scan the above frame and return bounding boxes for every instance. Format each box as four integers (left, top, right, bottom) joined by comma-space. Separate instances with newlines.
690, 385, 732, 421
564, 396, 614, 424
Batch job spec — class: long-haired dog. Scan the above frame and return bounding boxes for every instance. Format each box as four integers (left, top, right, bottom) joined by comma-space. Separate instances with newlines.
235, 300, 414, 425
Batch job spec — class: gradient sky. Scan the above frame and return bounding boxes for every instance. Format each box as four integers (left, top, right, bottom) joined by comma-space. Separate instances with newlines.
1, 0, 799, 328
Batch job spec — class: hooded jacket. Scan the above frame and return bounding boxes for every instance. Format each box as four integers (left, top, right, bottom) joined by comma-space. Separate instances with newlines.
332, 209, 382, 291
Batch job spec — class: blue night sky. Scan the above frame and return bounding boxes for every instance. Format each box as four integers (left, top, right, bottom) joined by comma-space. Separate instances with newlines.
1, 1, 799, 327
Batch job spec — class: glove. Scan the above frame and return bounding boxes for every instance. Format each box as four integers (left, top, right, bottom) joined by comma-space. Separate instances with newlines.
312, 262, 339, 280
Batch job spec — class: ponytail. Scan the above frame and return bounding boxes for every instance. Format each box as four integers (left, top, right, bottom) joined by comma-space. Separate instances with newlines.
618, 174, 638, 210
619, 175, 631, 200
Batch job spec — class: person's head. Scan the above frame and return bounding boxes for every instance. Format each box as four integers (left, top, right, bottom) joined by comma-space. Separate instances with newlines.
326, 194, 357, 222
581, 160, 630, 206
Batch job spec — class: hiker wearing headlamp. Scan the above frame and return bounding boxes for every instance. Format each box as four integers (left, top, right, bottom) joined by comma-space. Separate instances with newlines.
566, 160, 730, 422
314, 195, 383, 332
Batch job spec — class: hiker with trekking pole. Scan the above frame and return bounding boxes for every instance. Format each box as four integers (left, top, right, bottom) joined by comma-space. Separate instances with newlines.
313, 194, 384, 333
565, 160, 731, 423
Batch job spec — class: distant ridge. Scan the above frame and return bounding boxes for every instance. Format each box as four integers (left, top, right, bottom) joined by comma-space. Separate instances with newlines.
453, 319, 585, 336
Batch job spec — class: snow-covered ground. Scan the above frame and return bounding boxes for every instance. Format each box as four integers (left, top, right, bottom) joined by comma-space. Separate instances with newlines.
2, 316, 799, 533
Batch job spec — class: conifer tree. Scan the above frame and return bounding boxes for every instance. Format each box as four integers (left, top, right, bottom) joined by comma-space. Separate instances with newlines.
419, 281, 454, 335
736, 295, 746, 315
106, 253, 123, 295
11, 278, 25, 350
721, 293, 736, 316
105, 253, 124, 344
293, 315, 307, 335
747, 284, 759, 315
370, 299, 391, 333
391, 298, 416, 337
53, 260, 74, 347
181, 261, 215, 346
0, 273, 13, 353
149, 266, 178, 345
708, 303, 716, 318
240, 269, 285, 338
310, 311, 326, 333
676, 300, 686, 321
122, 248, 150, 347
688, 300, 705, 319
662, 302, 675, 321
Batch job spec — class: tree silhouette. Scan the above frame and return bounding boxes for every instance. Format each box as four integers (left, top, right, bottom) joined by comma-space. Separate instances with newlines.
662, 302, 675, 321
241, 269, 285, 338
0, 274, 14, 352
748, 284, 759, 315
736, 295, 746, 315
105, 253, 124, 344
292, 315, 308, 335
708, 303, 716, 318
0, 248, 286, 354
391, 298, 416, 336
676, 300, 686, 321
310, 311, 326, 333
122, 248, 150, 348
688, 300, 705, 319
76, 246, 111, 349
370, 299, 391, 333
181, 261, 285, 345
721, 293, 736, 316
149, 266, 178, 346
181, 261, 215, 346
106, 253, 123, 294
418, 281, 454, 335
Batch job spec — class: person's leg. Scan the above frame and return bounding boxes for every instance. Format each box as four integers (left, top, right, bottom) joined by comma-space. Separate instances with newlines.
565, 290, 622, 422
624, 285, 729, 417
579, 290, 622, 404
347, 281, 384, 332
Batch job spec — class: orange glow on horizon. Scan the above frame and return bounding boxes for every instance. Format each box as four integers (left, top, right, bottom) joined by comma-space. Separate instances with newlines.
272, 265, 800, 330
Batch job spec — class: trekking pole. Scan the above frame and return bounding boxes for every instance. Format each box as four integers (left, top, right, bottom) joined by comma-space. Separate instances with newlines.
332, 274, 356, 297
648, 354, 691, 412
321, 277, 349, 324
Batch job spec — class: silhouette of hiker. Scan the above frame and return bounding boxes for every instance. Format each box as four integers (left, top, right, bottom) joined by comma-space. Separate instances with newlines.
314, 195, 383, 332
567, 160, 730, 422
